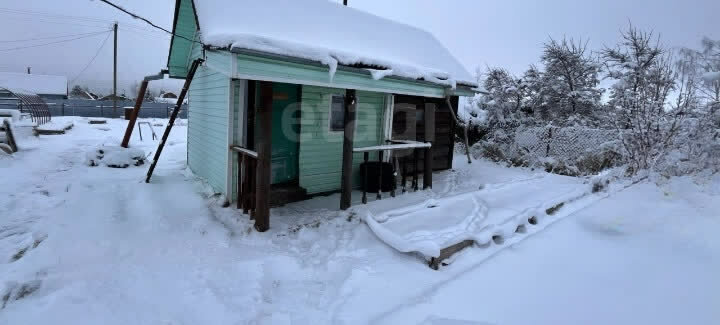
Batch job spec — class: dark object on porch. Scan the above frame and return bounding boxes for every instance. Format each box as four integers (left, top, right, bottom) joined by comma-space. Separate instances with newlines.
359, 161, 394, 193
269, 183, 308, 207
355, 141, 431, 205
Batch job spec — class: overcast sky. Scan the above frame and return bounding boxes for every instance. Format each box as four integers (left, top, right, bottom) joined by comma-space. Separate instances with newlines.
0, 0, 718, 94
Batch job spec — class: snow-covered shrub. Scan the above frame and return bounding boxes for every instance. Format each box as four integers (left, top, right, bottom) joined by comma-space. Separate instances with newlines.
603, 25, 687, 173
574, 141, 624, 175
86, 146, 146, 168
471, 141, 504, 162
534, 37, 603, 124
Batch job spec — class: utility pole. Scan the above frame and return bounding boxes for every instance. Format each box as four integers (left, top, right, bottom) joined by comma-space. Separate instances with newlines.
113, 22, 118, 117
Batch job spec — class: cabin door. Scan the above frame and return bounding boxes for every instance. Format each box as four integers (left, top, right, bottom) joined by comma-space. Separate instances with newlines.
265, 83, 300, 184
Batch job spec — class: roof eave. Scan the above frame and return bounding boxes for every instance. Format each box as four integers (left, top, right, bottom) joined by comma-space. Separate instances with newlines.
227, 47, 478, 91
166, 0, 182, 71
166, 0, 201, 75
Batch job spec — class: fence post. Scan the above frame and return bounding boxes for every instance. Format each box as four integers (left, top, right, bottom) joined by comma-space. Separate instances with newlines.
166, 105, 170, 118
100, 105, 104, 118
546, 127, 552, 157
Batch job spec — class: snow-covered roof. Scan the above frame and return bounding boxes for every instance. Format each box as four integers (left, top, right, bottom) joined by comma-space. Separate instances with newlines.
192, 0, 476, 88
0, 72, 67, 96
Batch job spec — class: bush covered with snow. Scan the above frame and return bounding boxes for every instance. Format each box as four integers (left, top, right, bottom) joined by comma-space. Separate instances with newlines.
85, 146, 146, 168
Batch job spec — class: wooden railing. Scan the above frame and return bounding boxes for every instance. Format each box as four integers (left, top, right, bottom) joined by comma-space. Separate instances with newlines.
353, 140, 432, 204
231, 145, 259, 216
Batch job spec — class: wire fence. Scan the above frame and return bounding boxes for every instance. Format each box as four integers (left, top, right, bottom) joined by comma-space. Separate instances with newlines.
0, 99, 187, 119
474, 125, 623, 175
512, 126, 619, 163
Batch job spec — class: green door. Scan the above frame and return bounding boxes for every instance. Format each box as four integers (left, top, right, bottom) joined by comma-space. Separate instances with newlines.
257, 83, 300, 184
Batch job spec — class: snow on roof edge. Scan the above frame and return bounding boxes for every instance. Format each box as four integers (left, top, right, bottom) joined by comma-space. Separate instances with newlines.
192, 0, 477, 89
208, 32, 478, 89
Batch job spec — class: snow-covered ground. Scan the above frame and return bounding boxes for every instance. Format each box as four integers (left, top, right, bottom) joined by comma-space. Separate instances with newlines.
1, 116, 718, 324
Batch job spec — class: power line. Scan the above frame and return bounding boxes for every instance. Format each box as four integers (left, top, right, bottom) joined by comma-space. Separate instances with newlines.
70, 31, 113, 84
0, 30, 110, 43
96, 0, 202, 45
119, 27, 171, 41
0, 31, 109, 52
0, 15, 112, 29
0, 7, 111, 23
0, 8, 165, 31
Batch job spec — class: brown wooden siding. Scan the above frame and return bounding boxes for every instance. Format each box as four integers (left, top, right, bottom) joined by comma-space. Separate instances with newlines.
392, 95, 458, 173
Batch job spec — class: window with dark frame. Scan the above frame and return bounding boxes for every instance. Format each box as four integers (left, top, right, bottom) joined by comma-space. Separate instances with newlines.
329, 94, 345, 132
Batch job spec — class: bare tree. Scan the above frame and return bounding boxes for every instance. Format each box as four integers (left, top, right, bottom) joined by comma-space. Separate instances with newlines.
603, 24, 688, 173
673, 38, 720, 172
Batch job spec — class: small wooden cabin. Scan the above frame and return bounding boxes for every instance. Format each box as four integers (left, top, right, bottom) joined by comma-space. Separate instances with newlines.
167, 0, 479, 231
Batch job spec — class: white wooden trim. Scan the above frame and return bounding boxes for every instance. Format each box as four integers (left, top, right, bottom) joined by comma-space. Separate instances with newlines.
230, 146, 259, 158
328, 93, 345, 133
353, 141, 431, 153
233, 72, 445, 99
235, 80, 248, 147
381, 94, 394, 162
325, 93, 359, 138
231, 53, 238, 82
225, 77, 235, 201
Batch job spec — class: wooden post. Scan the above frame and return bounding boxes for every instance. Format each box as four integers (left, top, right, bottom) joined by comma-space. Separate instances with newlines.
249, 159, 256, 217
401, 157, 407, 193
424, 102, 435, 189
362, 152, 368, 204
254, 81, 273, 232
121, 79, 148, 148
413, 148, 419, 191
236, 152, 245, 210
242, 157, 250, 214
340, 89, 357, 210
445, 96, 471, 164
376, 151, 383, 200
113, 22, 118, 120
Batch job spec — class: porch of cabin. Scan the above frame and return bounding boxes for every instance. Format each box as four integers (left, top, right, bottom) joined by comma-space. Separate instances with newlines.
226, 80, 458, 231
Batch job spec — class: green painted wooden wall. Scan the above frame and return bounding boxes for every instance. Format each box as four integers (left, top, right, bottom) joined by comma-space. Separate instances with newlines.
298, 86, 385, 194
186, 34, 232, 196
